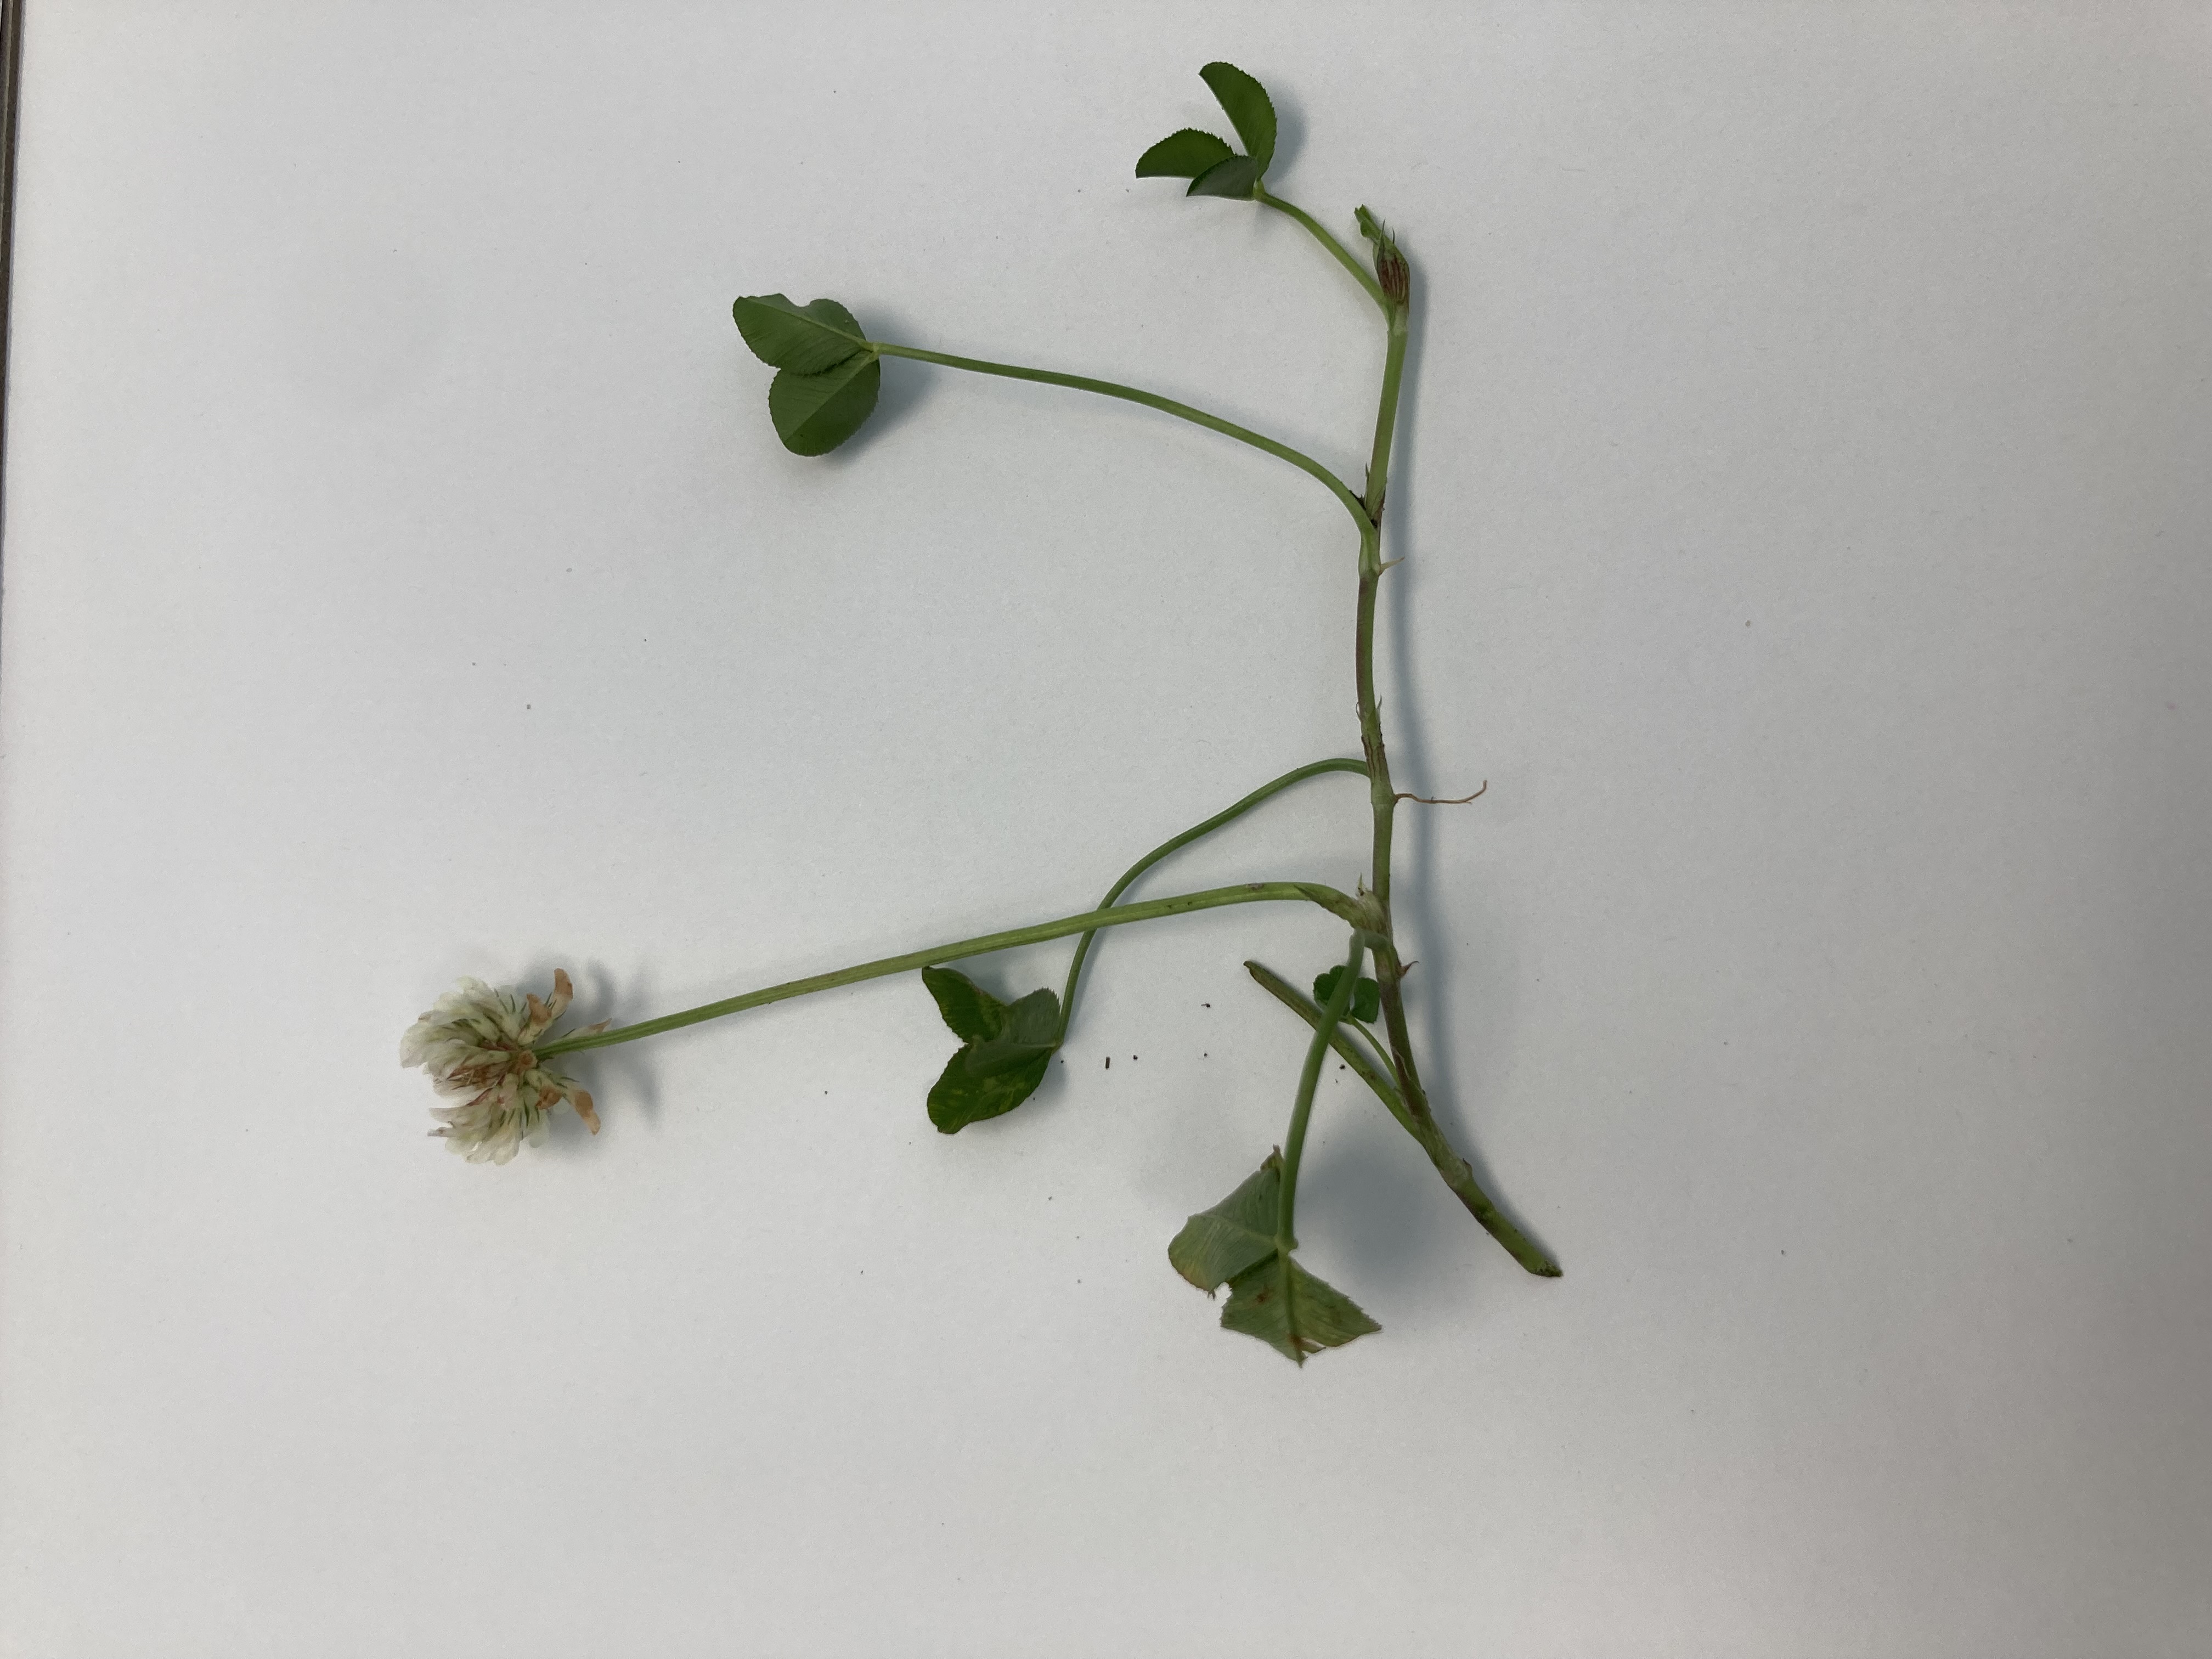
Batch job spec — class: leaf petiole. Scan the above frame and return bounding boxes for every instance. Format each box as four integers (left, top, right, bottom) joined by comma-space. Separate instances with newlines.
868, 341, 1371, 532
1254, 184, 1391, 313
1057, 757, 1368, 1043
1343, 1014, 1390, 1070
1276, 932, 1369, 1254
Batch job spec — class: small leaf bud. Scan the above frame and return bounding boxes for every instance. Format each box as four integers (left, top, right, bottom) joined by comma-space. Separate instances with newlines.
1375, 238, 1409, 305
1355, 206, 1410, 304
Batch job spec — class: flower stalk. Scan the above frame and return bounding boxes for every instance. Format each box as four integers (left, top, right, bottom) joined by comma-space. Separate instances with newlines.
534, 881, 1358, 1059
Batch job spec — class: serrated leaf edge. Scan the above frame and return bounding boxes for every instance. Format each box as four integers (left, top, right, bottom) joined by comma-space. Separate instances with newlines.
1135, 127, 1236, 179
1198, 60, 1277, 173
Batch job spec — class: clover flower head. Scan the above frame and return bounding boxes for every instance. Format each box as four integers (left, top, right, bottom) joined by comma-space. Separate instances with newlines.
401, 969, 607, 1164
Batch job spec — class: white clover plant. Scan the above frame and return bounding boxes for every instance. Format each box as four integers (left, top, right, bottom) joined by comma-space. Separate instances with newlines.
406, 63, 1560, 1363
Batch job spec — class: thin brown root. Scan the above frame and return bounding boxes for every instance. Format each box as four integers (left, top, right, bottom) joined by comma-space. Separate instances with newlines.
1396, 780, 1487, 805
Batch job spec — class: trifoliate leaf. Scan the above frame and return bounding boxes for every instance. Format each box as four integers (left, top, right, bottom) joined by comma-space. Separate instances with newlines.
768, 353, 881, 456
1171, 1150, 1381, 1363
1167, 1152, 1283, 1293
1221, 1254, 1380, 1364
1355, 205, 1387, 246
1186, 154, 1260, 200
919, 967, 1060, 1133
1312, 966, 1381, 1024
1135, 127, 1236, 179
1199, 61, 1276, 173
731, 294, 871, 373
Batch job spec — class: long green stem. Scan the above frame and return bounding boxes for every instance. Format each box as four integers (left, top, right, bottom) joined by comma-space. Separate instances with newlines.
1311, 219, 1561, 1276
1364, 310, 1410, 520
1255, 186, 1390, 313
1353, 537, 1397, 907
1057, 757, 1367, 1041
1354, 318, 1410, 904
538, 881, 1357, 1058
870, 341, 1372, 533
1246, 960, 1561, 1277
1277, 932, 1367, 1251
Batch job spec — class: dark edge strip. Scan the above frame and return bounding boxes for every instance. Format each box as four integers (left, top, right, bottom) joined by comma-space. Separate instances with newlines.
0, 0, 24, 595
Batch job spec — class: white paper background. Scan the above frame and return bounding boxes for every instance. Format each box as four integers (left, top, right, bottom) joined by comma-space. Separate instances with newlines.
3, 4, 2208, 1655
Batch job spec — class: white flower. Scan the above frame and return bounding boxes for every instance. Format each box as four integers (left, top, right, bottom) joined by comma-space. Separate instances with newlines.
401, 969, 606, 1164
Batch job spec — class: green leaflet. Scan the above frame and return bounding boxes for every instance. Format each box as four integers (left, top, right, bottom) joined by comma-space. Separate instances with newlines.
1134, 128, 1235, 179
920, 966, 1060, 1133
768, 353, 881, 456
1221, 1254, 1380, 1364
1198, 62, 1276, 173
1167, 1151, 1283, 1292
731, 294, 870, 373
927, 1044, 1053, 1134
1187, 154, 1260, 200
922, 964, 1001, 1043
1313, 965, 1380, 1024
1170, 1152, 1380, 1364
